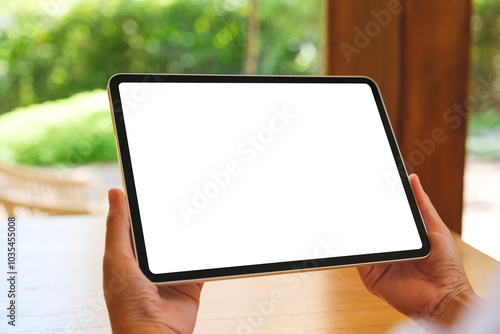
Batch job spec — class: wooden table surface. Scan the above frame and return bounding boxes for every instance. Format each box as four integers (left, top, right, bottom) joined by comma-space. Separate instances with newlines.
0, 215, 497, 333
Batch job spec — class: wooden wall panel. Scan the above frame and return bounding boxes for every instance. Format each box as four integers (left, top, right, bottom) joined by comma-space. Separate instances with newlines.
326, 0, 471, 233
326, 0, 403, 133
399, 0, 471, 233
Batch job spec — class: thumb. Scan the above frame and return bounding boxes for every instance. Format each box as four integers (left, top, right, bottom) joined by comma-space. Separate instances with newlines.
105, 188, 135, 258
409, 174, 449, 235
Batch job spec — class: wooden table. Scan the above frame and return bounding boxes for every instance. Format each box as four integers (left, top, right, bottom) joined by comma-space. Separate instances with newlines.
0, 215, 497, 333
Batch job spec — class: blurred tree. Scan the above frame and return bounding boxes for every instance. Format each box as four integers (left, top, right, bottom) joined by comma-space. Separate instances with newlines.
244, 0, 259, 74
0, 0, 324, 115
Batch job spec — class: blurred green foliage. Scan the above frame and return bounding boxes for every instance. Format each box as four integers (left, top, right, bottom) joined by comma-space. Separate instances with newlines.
0, 0, 324, 115
469, 109, 500, 132
468, 0, 500, 158
467, 109, 500, 158
4, 0, 500, 165
0, 90, 115, 165
471, 0, 500, 113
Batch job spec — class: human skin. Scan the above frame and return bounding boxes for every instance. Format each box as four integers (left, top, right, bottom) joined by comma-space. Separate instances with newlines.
357, 174, 479, 326
103, 188, 203, 334
103, 174, 478, 333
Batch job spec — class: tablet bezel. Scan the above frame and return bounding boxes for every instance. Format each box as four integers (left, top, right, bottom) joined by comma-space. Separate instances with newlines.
107, 74, 430, 284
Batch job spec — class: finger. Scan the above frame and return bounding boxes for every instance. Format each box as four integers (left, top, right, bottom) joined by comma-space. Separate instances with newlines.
105, 188, 135, 258
357, 265, 372, 278
409, 174, 448, 234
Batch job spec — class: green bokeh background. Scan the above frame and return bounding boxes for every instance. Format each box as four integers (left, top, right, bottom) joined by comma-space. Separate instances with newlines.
0, 0, 499, 166
0, 0, 324, 114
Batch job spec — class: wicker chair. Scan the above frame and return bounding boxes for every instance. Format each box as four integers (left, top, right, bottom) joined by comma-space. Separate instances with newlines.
0, 163, 106, 217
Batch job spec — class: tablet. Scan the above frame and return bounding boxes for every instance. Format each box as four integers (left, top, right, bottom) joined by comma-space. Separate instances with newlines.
107, 74, 430, 284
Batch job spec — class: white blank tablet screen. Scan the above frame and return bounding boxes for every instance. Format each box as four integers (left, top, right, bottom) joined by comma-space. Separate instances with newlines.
118, 82, 422, 274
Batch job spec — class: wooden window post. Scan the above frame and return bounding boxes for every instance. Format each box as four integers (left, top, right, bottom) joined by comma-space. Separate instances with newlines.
326, 0, 471, 233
